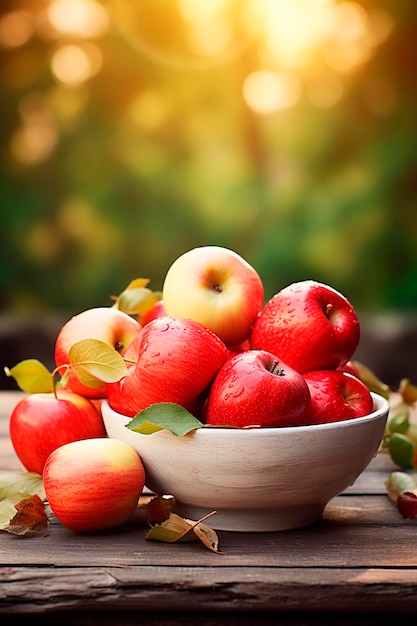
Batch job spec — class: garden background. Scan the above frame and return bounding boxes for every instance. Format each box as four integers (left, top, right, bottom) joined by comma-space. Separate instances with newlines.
1, 0, 416, 387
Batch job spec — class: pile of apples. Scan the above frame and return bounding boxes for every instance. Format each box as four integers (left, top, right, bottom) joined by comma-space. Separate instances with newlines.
6, 245, 374, 533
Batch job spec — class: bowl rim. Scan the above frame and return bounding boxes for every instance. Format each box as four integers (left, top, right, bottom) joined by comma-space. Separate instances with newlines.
102, 391, 389, 437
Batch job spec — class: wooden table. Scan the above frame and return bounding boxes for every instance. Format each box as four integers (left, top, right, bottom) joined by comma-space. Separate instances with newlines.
1, 391, 417, 624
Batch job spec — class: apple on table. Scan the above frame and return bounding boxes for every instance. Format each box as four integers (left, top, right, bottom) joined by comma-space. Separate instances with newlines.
43, 438, 145, 533
9, 389, 106, 475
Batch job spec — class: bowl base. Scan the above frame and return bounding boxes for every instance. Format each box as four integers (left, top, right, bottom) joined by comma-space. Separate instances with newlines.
173, 502, 325, 532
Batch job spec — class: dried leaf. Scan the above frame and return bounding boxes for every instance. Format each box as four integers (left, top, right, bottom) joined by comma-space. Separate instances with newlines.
146, 513, 196, 543
2, 494, 49, 536
385, 471, 417, 502
69, 338, 129, 387
4, 359, 54, 393
146, 511, 223, 554
127, 402, 204, 436
145, 494, 175, 523
191, 519, 223, 554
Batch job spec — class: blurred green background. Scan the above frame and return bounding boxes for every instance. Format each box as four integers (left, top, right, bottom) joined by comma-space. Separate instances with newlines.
1, 0, 417, 385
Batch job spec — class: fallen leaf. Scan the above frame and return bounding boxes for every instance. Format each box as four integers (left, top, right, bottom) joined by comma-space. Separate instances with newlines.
0, 471, 45, 501
145, 510, 223, 554
385, 471, 417, 502
144, 494, 175, 523
3, 494, 50, 536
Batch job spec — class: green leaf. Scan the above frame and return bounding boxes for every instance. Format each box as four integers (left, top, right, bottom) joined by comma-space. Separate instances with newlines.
4, 359, 54, 393
69, 338, 130, 387
127, 402, 204, 436
385, 432, 415, 469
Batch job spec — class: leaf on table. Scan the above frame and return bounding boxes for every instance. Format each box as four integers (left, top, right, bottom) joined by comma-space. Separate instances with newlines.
385, 471, 417, 502
146, 511, 223, 554
112, 277, 161, 317
2, 494, 50, 536
4, 359, 54, 393
144, 494, 175, 523
69, 338, 129, 387
0, 471, 45, 501
127, 402, 204, 436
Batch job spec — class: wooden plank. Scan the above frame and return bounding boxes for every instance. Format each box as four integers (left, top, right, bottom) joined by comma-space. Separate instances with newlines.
2, 565, 417, 615
0, 500, 414, 568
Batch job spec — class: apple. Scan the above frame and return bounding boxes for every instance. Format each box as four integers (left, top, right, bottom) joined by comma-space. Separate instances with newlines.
43, 438, 145, 533
139, 299, 166, 325
107, 315, 229, 417
250, 280, 360, 373
54, 306, 142, 399
337, 360, 361, 378
9, 389, 106, 474
303, 369, 374, 424
162, 246, 264, 346
205, 349, 312, 428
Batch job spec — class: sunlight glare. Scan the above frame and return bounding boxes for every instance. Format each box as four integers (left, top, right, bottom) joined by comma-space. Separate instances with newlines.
47, 0, 109, 38
243, 70, 301, 114
0, 10, 34, 48
246, 0, 334, 68
51, 43, 102, 86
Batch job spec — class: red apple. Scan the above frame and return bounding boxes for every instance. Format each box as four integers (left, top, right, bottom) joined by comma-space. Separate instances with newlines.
205, 349, 312, 428
9, 389, 106, 474
250, 280, 360, 373
43, 438, 145, 532
162, 246, 264, 346
303, 369, 373, 424
107, 316, 229, 417
54, 307, 142, 399
337, 360, 361, 378
139, 299, 166, 325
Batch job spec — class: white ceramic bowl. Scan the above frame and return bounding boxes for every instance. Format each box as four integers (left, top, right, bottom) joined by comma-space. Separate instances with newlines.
101, 392, 389, 532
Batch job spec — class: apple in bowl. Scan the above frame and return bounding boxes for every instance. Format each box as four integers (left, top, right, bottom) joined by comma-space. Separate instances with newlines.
162, 246, 264, 347
250, 280, 360, 373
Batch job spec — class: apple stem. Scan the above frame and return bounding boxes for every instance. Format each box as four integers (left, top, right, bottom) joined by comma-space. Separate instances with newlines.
271, 360, 285, 377
325, 303, 333, 318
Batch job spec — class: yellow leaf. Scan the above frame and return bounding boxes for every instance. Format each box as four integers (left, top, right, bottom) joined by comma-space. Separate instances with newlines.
69, 339, 130, 387
4, 359, 54, 393
112, 277, 161, 317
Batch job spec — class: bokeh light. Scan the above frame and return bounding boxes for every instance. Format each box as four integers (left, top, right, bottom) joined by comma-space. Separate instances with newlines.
1, 0, 416, 328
